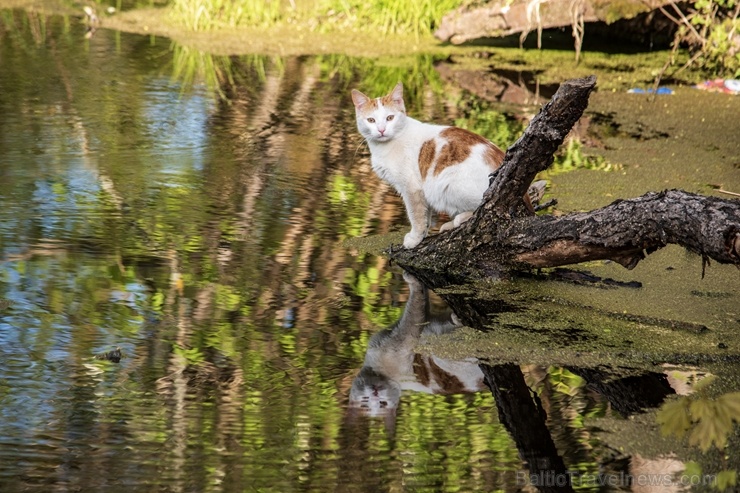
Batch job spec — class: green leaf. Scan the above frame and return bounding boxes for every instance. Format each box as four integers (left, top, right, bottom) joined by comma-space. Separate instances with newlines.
714, 470, 737, 491
693, 373, 717, 392
688, 404, 732, 452
717, 392, 740, 420
690, 398, 714, 422
682, 461, 703, 478
656, 398, 691, 438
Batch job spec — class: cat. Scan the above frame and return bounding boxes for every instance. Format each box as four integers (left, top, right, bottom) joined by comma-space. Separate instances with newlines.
349, 272, 487, 418
351, 82, 536, 249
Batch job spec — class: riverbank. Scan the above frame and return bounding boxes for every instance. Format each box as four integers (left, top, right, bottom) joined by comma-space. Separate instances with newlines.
102, 7, 445, 58
5, 0, 691, 87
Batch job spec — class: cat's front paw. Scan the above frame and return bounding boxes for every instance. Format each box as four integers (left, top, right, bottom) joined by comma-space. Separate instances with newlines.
439, 220, 455, 232
403, 232, 424, 249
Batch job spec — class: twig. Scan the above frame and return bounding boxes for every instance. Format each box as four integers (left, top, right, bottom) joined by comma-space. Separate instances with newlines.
658, 4, 682, 26
669, 1, 704, 46
718, 189, 740, 198
672, 49, 705, 77
650, 37, 680, 101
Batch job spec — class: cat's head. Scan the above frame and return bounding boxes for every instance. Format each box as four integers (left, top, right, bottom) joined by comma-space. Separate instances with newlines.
349, 366, 402, 416
351, 82, 407, 143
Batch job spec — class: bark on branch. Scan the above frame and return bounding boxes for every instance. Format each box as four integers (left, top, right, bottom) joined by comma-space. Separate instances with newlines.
388, 76, 740, 283
481, 75, 596, 220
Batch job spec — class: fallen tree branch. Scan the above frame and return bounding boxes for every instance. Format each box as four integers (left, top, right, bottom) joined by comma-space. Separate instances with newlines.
511, 190, 740, 269
388, 76, 740, 284
482, 75, 596, 221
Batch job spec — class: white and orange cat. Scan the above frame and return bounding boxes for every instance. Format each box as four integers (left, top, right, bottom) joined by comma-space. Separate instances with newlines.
349, 272, 487, 417
352, 82, 533, 248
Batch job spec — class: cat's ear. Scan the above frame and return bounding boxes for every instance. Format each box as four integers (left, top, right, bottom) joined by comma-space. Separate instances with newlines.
390, 82, 404, 102
351, 89, 370, 108
390, 82, 406, 112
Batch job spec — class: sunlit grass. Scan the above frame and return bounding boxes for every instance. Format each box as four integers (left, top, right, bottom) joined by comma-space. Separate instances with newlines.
167, 0, 468, 37
314, 0, 466, 38
169, 0, 286, 31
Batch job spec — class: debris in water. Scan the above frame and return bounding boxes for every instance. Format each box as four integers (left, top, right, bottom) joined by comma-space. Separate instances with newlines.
95, 347, 123, 363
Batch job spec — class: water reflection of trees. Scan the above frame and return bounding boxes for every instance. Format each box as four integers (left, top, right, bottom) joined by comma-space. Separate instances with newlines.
0, 15, 525, 490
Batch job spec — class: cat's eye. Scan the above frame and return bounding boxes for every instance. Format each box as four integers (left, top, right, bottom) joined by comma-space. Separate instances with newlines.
386, 115, 394, 121
367, 117, 375, 123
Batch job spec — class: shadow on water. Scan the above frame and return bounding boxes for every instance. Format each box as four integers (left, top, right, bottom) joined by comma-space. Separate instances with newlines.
0, 8, 739, 493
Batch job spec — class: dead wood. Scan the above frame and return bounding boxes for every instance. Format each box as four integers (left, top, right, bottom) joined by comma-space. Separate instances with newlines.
388, 76, 740, 284
434, 0, 676, 46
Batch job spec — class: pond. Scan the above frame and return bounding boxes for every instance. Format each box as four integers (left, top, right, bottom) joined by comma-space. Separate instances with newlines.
0, 9, 738, 493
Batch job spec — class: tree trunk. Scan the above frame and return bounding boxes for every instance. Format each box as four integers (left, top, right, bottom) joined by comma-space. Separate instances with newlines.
434, 0, 676, 46
389, 76, 740, 285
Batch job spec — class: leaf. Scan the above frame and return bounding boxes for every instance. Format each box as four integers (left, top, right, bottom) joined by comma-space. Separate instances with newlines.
690, 398, 714, 422
682, 461, 703, 479
688, 405, 732, 452
714, 470, 737, 491
717, 392, 740, 421
656, 398, 692, 438
693, 373, 717, 392
714, 398, 737, 432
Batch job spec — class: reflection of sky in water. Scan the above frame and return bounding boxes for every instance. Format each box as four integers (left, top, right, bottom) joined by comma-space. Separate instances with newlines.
142, 79, 212, 160
31, 170, 94, 238
0, 252, 148, 443
0, 49, 203, 454
1, 77, 212, 243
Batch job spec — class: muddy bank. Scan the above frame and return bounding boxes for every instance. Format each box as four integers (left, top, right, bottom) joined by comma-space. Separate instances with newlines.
559, 89, 740, 210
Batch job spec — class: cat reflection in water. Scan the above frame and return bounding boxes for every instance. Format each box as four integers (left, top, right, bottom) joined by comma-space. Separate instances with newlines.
351, 82, 536, 249
349, 272, 487, 417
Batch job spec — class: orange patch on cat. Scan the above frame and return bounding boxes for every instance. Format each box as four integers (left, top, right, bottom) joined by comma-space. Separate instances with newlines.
434, 127, 483, 175
433, 127, 505, 176
418, 140, 436, 178
380, 94, 405, 113
441, 127, 490, 147
484, 144, 505, 168
360, 99, 379, 112
413, 354, 467, 393
380, 94, 394, 105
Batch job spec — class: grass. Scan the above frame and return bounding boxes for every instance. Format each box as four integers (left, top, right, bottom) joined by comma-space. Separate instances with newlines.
167, 0, 468, 38
314, 0, 467, 38
169, 0, 284, 30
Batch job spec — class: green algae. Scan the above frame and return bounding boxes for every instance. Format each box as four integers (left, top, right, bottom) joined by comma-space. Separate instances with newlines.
589, 410, 688, 462
344, 231, 405, 256
554, 89, 740, 213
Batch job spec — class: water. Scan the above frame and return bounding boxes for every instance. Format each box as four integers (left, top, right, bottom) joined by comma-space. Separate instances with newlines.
0, 9, 738, 493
